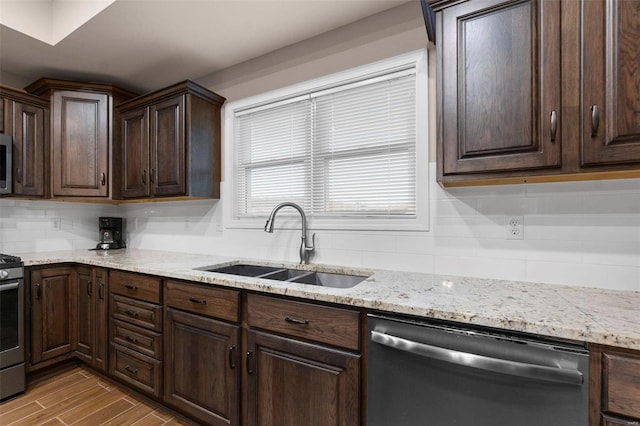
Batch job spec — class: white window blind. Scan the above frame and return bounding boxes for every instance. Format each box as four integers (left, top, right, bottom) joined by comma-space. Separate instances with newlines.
235, 67, 418, 220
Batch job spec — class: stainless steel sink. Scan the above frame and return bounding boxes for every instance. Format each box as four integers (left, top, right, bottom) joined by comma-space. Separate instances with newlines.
194, 264, 281, 277
290, 271, 368, 288
195, 263, 368, 288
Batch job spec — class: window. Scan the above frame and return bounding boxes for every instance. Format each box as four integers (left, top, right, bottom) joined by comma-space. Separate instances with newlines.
226, 50, 428, 231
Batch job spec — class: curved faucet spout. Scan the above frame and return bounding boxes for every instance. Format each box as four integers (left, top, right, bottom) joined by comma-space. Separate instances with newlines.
264, 202, 315, 264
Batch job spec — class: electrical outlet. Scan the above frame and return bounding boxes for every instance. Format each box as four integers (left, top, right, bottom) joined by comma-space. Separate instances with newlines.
507, 216, 524, 240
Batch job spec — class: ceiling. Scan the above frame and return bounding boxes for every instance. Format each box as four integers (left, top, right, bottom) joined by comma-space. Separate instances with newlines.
0, 0, 410, 93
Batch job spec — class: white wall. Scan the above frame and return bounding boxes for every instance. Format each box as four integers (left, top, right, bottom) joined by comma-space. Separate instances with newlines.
0, 199, 119, 253
1, 3, 638, 292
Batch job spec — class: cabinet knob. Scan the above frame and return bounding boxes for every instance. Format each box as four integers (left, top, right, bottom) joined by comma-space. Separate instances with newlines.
590, 104, 599, 137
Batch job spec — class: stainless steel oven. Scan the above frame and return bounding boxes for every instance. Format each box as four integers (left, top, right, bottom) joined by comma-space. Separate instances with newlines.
0, 254, 25, 400
367, 313, 589, 425
0, 134, 13, 195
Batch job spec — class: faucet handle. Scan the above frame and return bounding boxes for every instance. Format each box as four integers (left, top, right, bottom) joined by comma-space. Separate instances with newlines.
307, 233, 316, 251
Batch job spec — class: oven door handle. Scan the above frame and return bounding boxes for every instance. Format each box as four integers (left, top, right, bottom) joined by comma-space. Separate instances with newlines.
370, 330, 583, 386
0, 282, 20, 292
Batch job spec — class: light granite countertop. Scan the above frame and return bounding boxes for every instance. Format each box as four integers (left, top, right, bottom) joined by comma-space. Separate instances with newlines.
19, 248, 640, 351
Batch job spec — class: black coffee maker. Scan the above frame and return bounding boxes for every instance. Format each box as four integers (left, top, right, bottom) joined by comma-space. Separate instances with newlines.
96, 217, 126, 250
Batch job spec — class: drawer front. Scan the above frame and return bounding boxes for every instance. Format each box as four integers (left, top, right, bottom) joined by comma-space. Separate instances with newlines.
247, 294, 360, 351
110, 294, 162, 332
603, 352, 640, 419
110, 343, 162, 397
111, 319, 163, 359
165, 280, 239, 322
111, 270, 161, 304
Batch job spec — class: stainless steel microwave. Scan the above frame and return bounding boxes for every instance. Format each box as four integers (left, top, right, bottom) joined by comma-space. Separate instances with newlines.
0, 134, 13, 194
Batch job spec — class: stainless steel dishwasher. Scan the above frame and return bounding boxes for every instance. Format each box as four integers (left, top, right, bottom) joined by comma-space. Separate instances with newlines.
367, 314, 589, 425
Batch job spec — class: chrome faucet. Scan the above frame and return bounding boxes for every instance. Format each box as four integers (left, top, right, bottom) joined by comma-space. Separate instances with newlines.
264, 202, 315, 264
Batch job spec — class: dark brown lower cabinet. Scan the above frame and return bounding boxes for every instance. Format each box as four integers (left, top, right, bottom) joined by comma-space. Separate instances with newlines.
75, 266, 94, 363
164, 307, 240, 426
244, 329, 361, 426
30, 267, 76, 364
75, 266, 109, 371
590, 344, 640, 426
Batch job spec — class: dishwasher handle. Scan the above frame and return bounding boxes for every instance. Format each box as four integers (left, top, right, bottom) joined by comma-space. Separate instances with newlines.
371, 330, 583, 386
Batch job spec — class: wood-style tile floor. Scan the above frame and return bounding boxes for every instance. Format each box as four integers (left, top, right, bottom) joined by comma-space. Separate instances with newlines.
0, 366, 195, 426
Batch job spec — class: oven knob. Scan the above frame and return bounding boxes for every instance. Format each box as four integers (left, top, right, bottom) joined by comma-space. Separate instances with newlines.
0, 270, 8, 279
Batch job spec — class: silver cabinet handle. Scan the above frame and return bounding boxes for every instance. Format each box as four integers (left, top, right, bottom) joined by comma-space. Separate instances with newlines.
370, 330, 583, 386
550, 110, 557, 142
590, 104, 599, 137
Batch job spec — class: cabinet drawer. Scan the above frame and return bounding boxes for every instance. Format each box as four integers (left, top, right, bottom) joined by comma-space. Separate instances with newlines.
111, 319, 162, 359
110, 294, 162, 332
111, 270, 161, 304
165, 280, 239, 322
603, 352, 640, 419
247, 294, 360, 351
110, 343, 162, 397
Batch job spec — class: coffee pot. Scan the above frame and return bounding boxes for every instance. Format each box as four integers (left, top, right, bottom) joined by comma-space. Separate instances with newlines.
96, 217, 125, 250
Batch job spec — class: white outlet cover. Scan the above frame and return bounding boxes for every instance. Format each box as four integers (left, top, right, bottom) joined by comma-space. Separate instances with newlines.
507, 216, 524, 240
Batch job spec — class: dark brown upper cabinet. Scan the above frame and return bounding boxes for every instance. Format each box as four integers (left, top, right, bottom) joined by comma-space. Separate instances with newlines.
0, 86, 49, 197
116, 81, 225, 200
438, 0, 561, 176
429, 0, 640, 186
25, 79, 137, 198
582, 0, 640, 166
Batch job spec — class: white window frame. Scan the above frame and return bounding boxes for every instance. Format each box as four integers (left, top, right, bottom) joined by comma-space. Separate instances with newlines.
223, 49, 429, 232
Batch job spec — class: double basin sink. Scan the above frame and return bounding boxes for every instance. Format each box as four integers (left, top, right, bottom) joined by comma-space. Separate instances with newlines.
195, 263, 368, 289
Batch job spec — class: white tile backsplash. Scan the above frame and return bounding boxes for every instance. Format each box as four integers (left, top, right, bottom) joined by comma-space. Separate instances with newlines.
2, 163, 640, 291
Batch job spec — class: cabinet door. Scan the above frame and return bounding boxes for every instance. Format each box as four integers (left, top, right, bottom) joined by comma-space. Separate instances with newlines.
121, 107, 150, 198
439, 0, 561, 175
52, 91, 109, 197
582, 0, 640, 165
31, 267, 76, 364
164, 308, 239, 426
12, 102, 46, 196
75, 266, 94, 363
245, 330, 360, 426
150, 95, 185, 196
94, 268, 109, 372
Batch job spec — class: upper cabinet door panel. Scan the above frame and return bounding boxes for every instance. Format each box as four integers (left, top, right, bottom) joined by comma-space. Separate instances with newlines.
122, 107, 150, 198
582, 0, 640, 166
13, 102, 46, 196
150, 95, 185, 197
440, 0, 561, 175
52, 91, 109, 197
